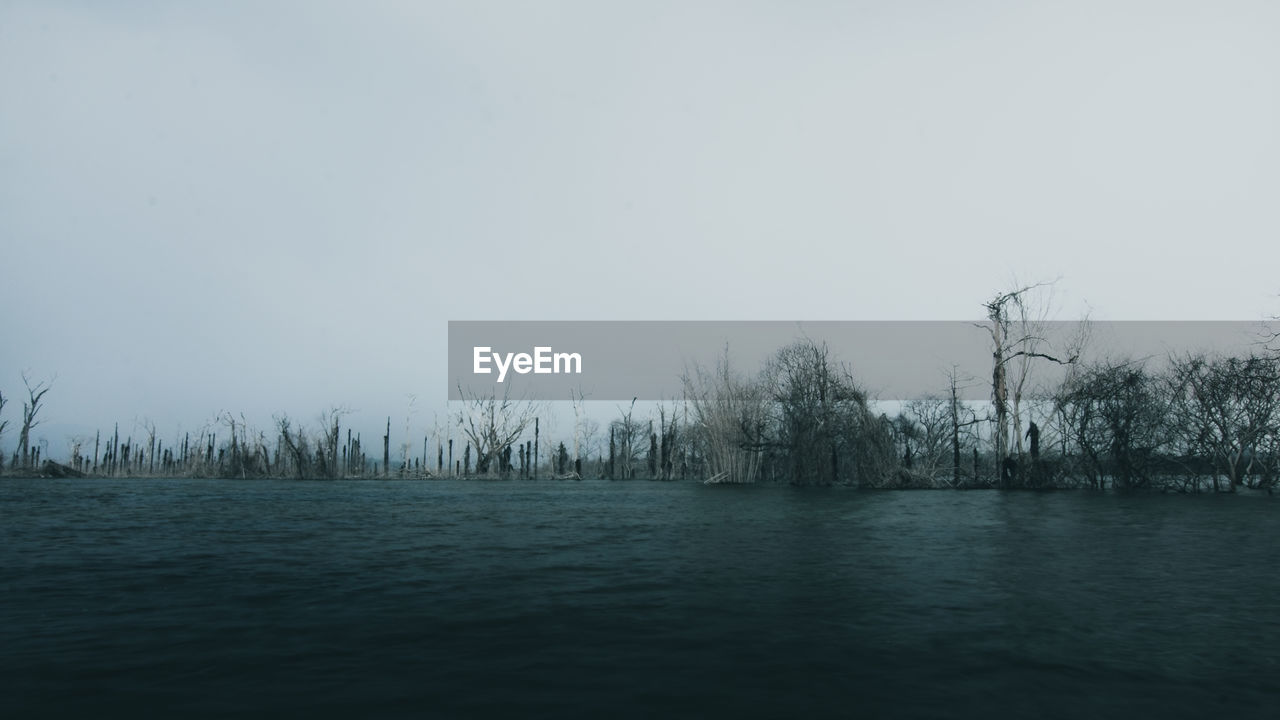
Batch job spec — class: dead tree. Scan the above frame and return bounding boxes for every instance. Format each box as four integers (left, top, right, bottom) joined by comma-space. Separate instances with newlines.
17, 373, 52, 470
1166, 353, 1280, 492
947, 367, 984, 486
981, 285, 1077, 488
275, 414, 311, 480
383, 417, 390, 477
683, 349, 769, 484
656, 404, 678, 481
316, 407, 348, 479
0, 390, 8, 472
455, 385, 543, 477
609, 399, 646, 480
896, 395, 954, 486
145, 420, 157, 476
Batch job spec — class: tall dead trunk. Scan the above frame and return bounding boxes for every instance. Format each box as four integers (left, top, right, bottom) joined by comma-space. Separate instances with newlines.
989, 303, 1011, 488
383, 417, 390, 477
951, 373, 961, 487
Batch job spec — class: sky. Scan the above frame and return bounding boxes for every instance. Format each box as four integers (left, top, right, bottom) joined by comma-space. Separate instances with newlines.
3, 0, 1280, 455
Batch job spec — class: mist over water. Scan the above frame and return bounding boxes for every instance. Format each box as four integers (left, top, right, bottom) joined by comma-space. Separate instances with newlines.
3, 479, 1276, 718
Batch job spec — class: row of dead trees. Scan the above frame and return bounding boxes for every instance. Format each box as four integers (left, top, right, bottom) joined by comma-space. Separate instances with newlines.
9, 279, 1280, 490
18, 343, 1273, 489
0, 380, 673, 481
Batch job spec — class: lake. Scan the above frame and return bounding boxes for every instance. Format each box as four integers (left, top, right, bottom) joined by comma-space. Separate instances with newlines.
2, 478, 1277, 718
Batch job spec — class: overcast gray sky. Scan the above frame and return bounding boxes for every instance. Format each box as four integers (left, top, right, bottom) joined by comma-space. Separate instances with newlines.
3, 1, 1280, 451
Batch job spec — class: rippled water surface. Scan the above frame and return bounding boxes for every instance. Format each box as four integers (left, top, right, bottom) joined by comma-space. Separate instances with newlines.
2, 478, 1278, 718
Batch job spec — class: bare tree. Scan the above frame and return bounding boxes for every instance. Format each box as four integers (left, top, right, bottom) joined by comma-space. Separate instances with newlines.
684, 340, 897, 486
944, 366, 986, 487
683, 348, 769, 484
899, 395, 953, 485
142, 418, 158, 476
760, 340, 891, 485
401, 394, 418, 475
1166, 353, 1280, 492
455, 385, 543, 477
569, 387, 586, 472
981, 284, 1077, 488
0, 389, 8, 471
18, 373, 52, 470
67, 436, 87, 474
609, 399, 647, 479
1058, 359, 1170, 490
425, 412, 448, 476
316, 407, 349, 479
764, 340, 843, 484
219, 412, 256, 478
655, 401, 682, 480
275, 413, 311, 480
578, 416, 601, 470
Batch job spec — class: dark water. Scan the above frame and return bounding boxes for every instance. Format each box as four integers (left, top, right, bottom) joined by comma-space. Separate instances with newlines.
2, 478, 1278, 718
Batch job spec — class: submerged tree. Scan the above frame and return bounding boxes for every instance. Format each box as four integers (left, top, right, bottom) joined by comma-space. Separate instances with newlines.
944, 367, 985, 487
609, 399, 646, 479
1166, 353, 1280, 492
275, 414, 312, 481
982, 284, 1078, 488
685, 340, 896, 486
761, 340, 893, 485
896, 395, 953, 486
0, 389, 8, 472
555, 441, 569, 475
17, 373, 52, 470
684, 348, 769, 484
763, 340, 845, 484
316, 407, 349, 479
455, 385, 543, 477
1058, 359, 1169, 489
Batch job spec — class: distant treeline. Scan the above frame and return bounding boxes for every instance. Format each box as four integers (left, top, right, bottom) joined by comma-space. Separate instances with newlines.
7, 345, 1280, 493
6, 285, 1280, 492
0, 395, 691, 484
